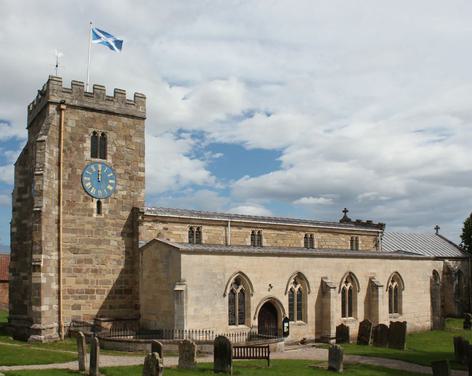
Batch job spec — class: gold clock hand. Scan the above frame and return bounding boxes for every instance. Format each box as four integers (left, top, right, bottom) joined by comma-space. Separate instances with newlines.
98, 164, 102, 182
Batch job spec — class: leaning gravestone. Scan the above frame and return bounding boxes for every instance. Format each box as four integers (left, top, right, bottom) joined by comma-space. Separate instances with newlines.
335, 324, 350, 344
388, 321, 407, 350
89, 336, 100, 376
431, 360, 450, 376
143, 352, 164, 376
328, 344, 344, 372
372, 324, 389, 347
357, 319, 373, 345
214, 336, 232, 374
464, 313, 472, 330
178, 339, 197, 369
151, 340, 164, 361
453, 336, 464, 362
76, 331, 87, 372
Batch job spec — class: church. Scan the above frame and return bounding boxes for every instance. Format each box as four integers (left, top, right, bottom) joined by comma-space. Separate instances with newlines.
8, 76, 470, 343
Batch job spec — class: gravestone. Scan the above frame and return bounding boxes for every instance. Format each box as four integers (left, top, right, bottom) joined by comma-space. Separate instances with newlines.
461, 339, 470, 365
357, 319, 373, 345
151, 340, 164, 361
89, 336, 100, 376
464, 313, 472, 330
214, 336, 232, 374
388, 321, 407, 350
328, 344, 344, 372
335, 324, 349, 344
431, 360, 450, 376
178, 339, 196, 369
76, 331, 87, 372
372, 324, 389, 347
453, 336, 464, 363
143, 352, 164, 376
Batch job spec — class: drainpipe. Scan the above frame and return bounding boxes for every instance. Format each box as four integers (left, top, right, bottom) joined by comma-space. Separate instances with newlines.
58, 101, 66, 340
227, 220, 231, 246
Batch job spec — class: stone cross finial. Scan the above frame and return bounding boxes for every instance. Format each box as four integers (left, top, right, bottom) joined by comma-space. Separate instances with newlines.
340, 208, 352, 223
343, 208, 349, 215
434, 225, 440, 235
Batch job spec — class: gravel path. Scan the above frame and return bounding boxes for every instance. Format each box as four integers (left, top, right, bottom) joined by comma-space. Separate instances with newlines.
0, 345, 467, 375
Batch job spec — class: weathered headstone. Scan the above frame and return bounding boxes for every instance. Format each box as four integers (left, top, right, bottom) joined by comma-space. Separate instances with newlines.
372, 324, 389, 347
461, 339, 470, 365
388, 321, 407, 350
335, 324, 349, 344
431, 360, 450, 376
214, 336, 232, 374
89, 336, 100, 376
143, 352, 164, 376
151, 340, 164, 361
328, 344, 344, 372
464, 313, 472, 330
357, 319, 373, 345
76, 331, 87, 372
454, 336, 464, 363
178, 339, 196, 369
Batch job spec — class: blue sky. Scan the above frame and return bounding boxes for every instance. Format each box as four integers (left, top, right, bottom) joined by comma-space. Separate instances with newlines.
2, 0, 472, 249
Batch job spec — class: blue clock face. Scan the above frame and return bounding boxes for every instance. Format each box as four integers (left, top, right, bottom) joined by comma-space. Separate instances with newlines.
81, 162, 116, 199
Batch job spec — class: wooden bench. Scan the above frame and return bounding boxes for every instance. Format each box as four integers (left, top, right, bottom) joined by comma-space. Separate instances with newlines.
232, 345, 271, 366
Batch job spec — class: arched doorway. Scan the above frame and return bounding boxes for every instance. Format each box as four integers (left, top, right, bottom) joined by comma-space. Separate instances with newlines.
258, 301, 279, 337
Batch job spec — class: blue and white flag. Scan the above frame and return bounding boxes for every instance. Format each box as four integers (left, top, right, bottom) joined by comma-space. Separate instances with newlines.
91, 27, 123, 52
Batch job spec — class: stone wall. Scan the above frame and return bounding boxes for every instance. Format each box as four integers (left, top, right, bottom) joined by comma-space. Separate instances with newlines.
140, 240, 466, 342
139, 216, 378, 251
0, 282, 8, 309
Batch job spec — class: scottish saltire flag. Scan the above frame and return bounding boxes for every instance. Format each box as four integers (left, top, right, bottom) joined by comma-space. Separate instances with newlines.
91, 27, 123, 52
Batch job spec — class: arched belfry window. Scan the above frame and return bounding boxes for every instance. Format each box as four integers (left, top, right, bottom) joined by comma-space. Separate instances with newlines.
99, 133, 107, 159
350, 236, 359, 250
188, 226, 202, 244
340, 272, 359, 318
91, 131, 99, 158
387, 272, 404, 315
91, 131, 107, 160
228, 276, 249, 326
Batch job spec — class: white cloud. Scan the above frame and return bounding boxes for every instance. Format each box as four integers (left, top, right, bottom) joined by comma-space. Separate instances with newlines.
0, 165, 13, 185
0, 194, 10, 206
228, 205, 272, 217
293, 196, 334, 206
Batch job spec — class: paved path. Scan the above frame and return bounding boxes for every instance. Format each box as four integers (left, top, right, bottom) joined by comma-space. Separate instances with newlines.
0, 345, 468, 375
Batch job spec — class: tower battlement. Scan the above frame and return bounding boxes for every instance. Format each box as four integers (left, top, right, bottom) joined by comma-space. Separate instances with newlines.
27, 76, 146, 126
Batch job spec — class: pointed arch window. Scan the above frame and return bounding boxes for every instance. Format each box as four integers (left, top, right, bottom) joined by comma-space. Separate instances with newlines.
91, 131, 99, 158
387, 273, 404, 315
251, 230, 263, 247
96, 200, 102, 216
228, 277, 248, 326
99, 133, 107, 159
288, 277, 306, 322
340, 274, 358, 318
188, 226, 202, 244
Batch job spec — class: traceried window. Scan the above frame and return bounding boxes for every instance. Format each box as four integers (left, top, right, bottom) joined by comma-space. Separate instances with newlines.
91, 131, 107, 160
340, 273, 358, 318
350, 236, 359, 250
228, 277, 247, 325
188, 226, 202, 244
304, 234, 315, 249
387, 272, 404, 315
251, 230, 263, 247
288, 277, 306, 322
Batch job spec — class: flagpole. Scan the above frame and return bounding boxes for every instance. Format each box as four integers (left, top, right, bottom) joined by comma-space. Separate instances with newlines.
86, 21, 92, 91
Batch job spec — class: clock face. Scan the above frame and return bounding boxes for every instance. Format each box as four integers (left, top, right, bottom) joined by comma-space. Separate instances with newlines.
81, 162, 116, 199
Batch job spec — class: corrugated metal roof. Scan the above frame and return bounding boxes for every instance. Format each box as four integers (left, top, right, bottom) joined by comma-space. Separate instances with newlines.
382, 232, 465, 258
143, 207, 384, 231
0, 254, 9, 281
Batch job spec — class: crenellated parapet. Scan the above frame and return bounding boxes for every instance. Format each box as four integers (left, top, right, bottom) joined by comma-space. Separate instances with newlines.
27, 76, 146, 126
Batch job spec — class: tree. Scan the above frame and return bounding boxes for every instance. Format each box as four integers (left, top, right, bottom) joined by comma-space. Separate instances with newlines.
460, 213, 472, 254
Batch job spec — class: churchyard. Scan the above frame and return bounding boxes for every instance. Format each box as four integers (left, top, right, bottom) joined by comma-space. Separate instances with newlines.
1, 310, 471, 375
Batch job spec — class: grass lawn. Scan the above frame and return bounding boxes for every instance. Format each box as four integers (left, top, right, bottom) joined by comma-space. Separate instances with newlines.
4, 360, 426, 376
337, 318, 471, 369
0, 343, 76, 366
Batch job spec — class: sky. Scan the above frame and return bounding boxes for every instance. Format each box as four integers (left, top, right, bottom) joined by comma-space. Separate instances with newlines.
1, 0, 472, 249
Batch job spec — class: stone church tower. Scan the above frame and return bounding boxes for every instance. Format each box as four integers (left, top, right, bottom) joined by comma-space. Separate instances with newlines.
9, 76, 145, 341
